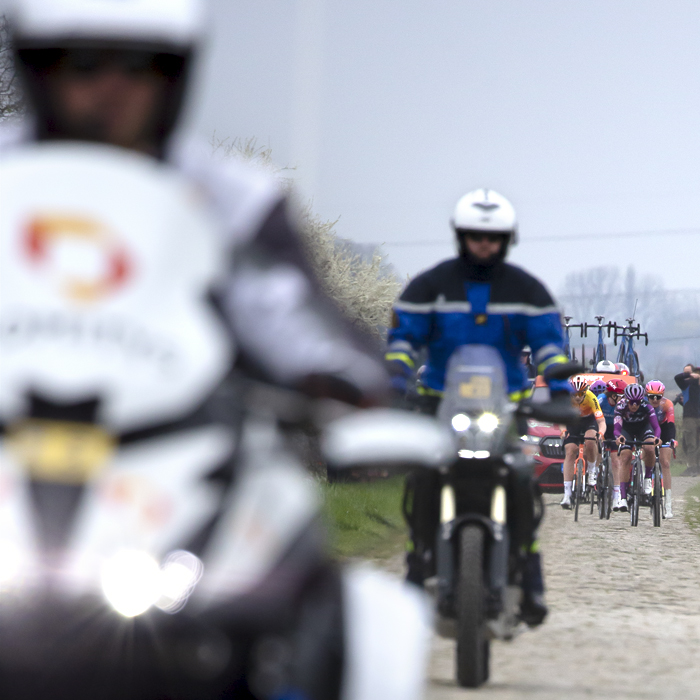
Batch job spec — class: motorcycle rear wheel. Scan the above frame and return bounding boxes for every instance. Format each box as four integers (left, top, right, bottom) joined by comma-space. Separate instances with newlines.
456, 525, 490, 688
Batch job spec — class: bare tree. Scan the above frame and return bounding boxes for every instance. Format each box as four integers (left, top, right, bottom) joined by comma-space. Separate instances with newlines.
0, 15, 23, 120
558, 265, 700, 385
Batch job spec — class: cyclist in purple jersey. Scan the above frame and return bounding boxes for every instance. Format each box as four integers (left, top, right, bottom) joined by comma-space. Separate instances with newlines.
614, 384, 661, 511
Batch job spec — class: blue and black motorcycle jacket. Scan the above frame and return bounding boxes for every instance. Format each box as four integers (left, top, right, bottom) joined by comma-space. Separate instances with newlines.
386, 256, 569, 399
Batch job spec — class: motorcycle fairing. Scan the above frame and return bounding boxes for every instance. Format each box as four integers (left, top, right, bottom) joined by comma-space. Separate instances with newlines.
0, 143, 233, 432
0, 144, 319, 609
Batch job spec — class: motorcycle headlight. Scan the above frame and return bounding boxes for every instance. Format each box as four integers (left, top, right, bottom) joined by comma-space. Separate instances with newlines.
451, 413, 471, 432
157, 551, 204, 613
101, 549, 204, 618
0, 541, 25, 588
101, 550, 162, 618
477, 413, 499, 433
458, 449, 490, 459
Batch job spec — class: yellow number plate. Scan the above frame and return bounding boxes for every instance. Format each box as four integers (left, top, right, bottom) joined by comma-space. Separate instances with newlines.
7, 419, 115, 484
459, 376, 492, 399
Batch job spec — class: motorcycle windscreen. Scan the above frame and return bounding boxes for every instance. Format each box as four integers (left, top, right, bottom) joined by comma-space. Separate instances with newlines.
438, 345, 508, 417
437, 345, 510, 455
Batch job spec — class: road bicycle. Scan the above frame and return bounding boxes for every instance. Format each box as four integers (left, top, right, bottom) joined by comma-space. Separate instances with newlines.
584, 316, 614, 369
649, 445, 664, 527
595, 439, 616, 520
570, 435, 598, 522
610, 318, 648, 382
563, 316, 585, 363
618, 439, 657, 527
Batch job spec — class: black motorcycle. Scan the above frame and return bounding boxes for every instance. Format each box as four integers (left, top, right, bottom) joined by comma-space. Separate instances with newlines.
424, 345, 575, 688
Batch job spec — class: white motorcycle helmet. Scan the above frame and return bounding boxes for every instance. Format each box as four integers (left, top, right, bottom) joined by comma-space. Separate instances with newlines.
451, 188, 519, 260
10, 0, 206, 152
596, 360, 617, 373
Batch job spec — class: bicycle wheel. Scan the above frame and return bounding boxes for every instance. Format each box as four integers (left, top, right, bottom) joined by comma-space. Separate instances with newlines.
574, 459, 584, 522
652, 461, 662, 527
605, 462, 614, 520
598, 457, 609, 519
630, 458, 641, 527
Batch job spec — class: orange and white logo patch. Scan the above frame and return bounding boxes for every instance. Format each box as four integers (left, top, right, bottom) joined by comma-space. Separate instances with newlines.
23, 215, 132, 302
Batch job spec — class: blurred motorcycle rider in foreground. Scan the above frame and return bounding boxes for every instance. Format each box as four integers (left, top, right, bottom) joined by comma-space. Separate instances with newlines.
386, 189, 571, 626
2, 0, 381, 399
0, 1, 437, 699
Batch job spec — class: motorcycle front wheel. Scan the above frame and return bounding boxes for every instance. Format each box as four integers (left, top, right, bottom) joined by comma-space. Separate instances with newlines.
456, 525, 490, 688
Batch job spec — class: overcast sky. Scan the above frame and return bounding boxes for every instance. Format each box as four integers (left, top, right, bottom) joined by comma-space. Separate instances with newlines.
189, 0, 700, 304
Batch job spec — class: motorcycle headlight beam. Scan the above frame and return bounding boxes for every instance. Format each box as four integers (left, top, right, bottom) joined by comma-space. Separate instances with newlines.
477, 413, 499, 433
101, 550, 163, 618
101, 549, 204, 618
451, 414, 471, 432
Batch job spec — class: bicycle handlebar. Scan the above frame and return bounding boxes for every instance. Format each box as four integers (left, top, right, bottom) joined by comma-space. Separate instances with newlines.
616, 439, 661, 456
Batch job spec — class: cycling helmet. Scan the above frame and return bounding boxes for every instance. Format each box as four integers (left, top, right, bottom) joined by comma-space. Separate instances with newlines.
606, 379, 626, 395
589, 380, 607, 395
452, 189, 518, 261
11, 0, 205, 152
596, 360, 616, 373
645, 380, 665, 396
616, 363, 630, 375
570, 375, 588, 392
624, 384, 645, 402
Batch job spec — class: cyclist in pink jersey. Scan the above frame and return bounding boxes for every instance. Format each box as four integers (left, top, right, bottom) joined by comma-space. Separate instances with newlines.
646, 380, 677, 518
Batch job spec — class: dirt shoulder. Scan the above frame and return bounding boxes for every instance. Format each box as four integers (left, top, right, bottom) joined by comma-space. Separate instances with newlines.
427, 477, 700, 699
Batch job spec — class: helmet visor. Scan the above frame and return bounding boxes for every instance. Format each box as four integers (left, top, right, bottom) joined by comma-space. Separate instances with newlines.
19, 46, 185, 79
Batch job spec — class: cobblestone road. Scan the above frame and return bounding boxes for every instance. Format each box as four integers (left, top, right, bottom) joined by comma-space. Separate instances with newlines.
427, 477, 700, 700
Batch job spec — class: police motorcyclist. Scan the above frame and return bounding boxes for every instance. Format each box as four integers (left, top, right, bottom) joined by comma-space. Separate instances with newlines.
386, 188, 571, 626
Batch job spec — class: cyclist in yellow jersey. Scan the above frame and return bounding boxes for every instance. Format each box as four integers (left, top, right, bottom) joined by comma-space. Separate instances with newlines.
560, 376, 606, 509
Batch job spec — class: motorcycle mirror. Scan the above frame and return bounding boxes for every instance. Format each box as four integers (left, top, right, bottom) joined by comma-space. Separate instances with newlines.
322, 408, 456, 471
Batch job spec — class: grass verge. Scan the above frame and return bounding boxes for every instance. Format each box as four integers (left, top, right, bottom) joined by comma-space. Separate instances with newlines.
321, 477, 407, 559
683, 481, 700, 535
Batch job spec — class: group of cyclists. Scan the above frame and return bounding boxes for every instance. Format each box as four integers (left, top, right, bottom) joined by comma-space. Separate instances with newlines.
562, 361, 676, 518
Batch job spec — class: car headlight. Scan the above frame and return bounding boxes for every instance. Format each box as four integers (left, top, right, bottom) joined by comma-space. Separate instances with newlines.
477, 413, 499, 433
520, 434, 540, 444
